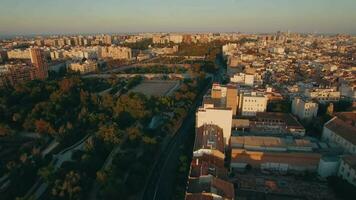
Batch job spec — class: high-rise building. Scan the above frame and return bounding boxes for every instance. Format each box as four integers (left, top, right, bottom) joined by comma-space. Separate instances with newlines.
30, 48, 48, 80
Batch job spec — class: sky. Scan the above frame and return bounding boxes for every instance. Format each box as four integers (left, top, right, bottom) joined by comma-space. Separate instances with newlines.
0, 0, 355, 35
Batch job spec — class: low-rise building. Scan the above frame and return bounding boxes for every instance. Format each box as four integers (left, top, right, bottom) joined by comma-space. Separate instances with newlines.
250, 112, 306, 136
230, 73, 254, 86
230, 136, 321, 173
68, 60, 97, 74
185, 175, 235, 200
304, 88, 341, 103
322, 112, 356, 154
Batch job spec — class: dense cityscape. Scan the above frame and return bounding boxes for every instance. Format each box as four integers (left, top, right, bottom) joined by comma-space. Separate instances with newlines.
1, 1, 356, 200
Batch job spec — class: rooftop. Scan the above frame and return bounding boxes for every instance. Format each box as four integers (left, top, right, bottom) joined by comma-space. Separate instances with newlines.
186, 176, 234, 200
255, 112, 304, 128
230, 136, 314, 152
342, 155, 356, 170
325, 113, 356, 145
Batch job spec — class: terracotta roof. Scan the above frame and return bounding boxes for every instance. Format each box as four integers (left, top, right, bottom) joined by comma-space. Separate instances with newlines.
190, 157, 228, 179
212, 177, 235, 199
186, 176, 234, 200
335, 112, 356, 125
185, 193, 214, 200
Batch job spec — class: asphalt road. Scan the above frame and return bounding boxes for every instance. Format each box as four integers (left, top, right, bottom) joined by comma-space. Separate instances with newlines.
141, 76, 214, 200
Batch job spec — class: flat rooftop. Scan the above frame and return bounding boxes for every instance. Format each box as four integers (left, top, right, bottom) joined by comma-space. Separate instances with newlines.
231, 136, 313, 152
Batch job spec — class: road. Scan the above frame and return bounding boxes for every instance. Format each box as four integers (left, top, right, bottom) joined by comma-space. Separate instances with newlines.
24, 135, 92, 199
141, 76, 214, 200
141, 56, 223, 200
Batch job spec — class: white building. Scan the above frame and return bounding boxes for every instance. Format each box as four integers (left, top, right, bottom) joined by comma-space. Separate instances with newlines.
230, 73, 254, 86
322, 113, 356, 154
222, 43, 238, 58
239, 92, 267, 116
338, 155, 356, 186
291, 97, 318, 121
196, 106, 233, 145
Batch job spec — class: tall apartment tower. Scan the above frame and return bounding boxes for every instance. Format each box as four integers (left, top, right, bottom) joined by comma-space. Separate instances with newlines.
30, 48, 48, 80
226, 85, 238, 116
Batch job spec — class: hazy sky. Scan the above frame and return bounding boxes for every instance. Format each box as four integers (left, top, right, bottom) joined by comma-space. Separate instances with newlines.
0, 0, 355, 35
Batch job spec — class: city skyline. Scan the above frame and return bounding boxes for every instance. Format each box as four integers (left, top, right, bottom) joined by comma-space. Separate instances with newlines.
1, 0, 356, 36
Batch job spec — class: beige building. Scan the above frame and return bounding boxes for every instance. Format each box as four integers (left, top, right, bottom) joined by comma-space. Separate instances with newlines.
99, 46, 132, 60
239, 92, 268, 116
68, 60, 97, 74
7, 49, 31, 59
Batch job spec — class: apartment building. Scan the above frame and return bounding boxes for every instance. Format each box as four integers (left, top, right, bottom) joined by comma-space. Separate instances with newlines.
292, 97, 318, 121
0, 64, 37, 87
7, 49, 31, 59
186, 123, 234, 200
68, 60, 97, 74
196, 106, 233, 145
230, 73, 254, 86
30, 48, 48, 80
99, 46, 132, 60
239, 92, 268, 117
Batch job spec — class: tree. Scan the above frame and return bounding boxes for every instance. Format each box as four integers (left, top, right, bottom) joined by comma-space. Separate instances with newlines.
35, 119, 55, 135
97, 123, 122, 145
127, 126, 142, 141
0, 123, 12, 136
38, 165, 55, 183
59, 78, 78, 93
51, 171, 82, 200
96, 170, 108, 184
